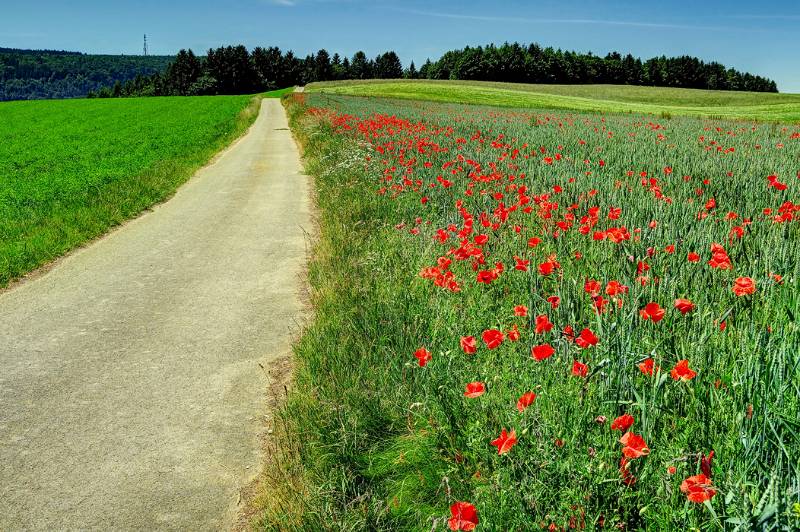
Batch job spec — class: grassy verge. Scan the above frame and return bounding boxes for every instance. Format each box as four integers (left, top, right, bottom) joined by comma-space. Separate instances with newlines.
307, 80, 800, 123
255, 94, 799, 530
255, 94, 447, 530
264, 87, 296, 98
0, 94, 261, 286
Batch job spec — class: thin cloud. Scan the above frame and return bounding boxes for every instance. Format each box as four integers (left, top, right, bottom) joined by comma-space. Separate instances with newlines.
724, 14, 800, 20
385, 7, 745, 32
263, 0, 358, 4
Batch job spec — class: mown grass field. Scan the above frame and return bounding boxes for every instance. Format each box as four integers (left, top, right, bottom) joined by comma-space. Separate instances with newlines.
259, 93, 800, 530
0, 94, 260, 286
307, 80, 800, 123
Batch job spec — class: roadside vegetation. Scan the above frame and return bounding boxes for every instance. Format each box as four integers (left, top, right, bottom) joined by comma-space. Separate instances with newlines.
0, 94, 260, 286
258, 93, 800, 530
308, 80, 800, 123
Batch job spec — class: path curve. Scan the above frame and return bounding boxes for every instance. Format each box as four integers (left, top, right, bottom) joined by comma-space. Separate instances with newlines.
0, 99, 310, 530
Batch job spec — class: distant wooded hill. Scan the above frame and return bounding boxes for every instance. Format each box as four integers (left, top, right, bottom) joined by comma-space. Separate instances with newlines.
0, 48, 172, 101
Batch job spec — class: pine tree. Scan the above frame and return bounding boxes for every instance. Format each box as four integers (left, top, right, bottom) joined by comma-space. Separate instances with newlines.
350, 51, 372, 79
375, 51, 403, 79
314, 49, 333, 81
405, 61, 418, 79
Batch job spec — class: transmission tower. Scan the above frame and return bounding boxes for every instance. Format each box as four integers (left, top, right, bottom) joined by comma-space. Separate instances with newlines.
143, 34, 148, 56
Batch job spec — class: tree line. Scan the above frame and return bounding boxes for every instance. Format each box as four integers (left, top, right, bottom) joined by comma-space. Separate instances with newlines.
422, 43, 777, 92
89, 46, 405, 97
92, 42, 778, 98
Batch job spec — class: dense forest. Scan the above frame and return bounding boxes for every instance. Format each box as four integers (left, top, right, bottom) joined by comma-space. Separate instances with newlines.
96, 42, 778, 98
0, 48, 172, 101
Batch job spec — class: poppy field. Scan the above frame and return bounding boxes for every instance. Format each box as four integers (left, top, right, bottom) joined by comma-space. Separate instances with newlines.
265, 93, 800, 530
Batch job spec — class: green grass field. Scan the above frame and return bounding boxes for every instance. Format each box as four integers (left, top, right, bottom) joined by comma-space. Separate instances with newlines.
0, 94, 259, 286
258, 93, 800, 530
307, 80, 800, 123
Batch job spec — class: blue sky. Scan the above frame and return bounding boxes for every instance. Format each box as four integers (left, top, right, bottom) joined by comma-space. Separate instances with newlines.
2, 0, 799, 92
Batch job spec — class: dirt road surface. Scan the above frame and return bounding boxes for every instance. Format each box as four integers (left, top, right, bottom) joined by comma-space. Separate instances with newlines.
0, 99, 310, 530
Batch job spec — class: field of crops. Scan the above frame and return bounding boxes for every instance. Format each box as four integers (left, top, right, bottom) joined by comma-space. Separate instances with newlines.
0, 95, 258, 286
265, 93, 800, 530
308, 80, 800, 123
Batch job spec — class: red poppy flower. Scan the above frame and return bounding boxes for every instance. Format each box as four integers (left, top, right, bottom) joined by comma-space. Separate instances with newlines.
464, 381, 486, 398
674, 298, 695, 315
584, 279, 601, 297
732, 276, 755, 296
571, 360, 588, 377
491, 428, 518, 454
639, 302, 665, 323
619, 431, 650, 458
460, 336, 477, 354
547, 295, 561, 309
592, 296, 608, 314
670, 359, 697, 381
611, 413, 634, 431
638, 358, 656, 376
476, 270, 496, 284
700, 450, 714, 477
538, 261, 556, 275
538, 255, 560, 276
575, 328, 599, 348
619, 456, 636, 485
535, 314, 554, 334
517, 391, 536, 412
708, 243, 732, 270
482, 329, 504, 350
414, 347, 432, 367
605, 280, 628, 296
680, 474, 716, 503
448, 501, 479, 531
514, 305, 528, 317
532, 343, 555, 361
687, 252, 700, 263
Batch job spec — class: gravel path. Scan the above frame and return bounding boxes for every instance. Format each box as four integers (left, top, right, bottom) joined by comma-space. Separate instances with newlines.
0, 99, 310, 530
